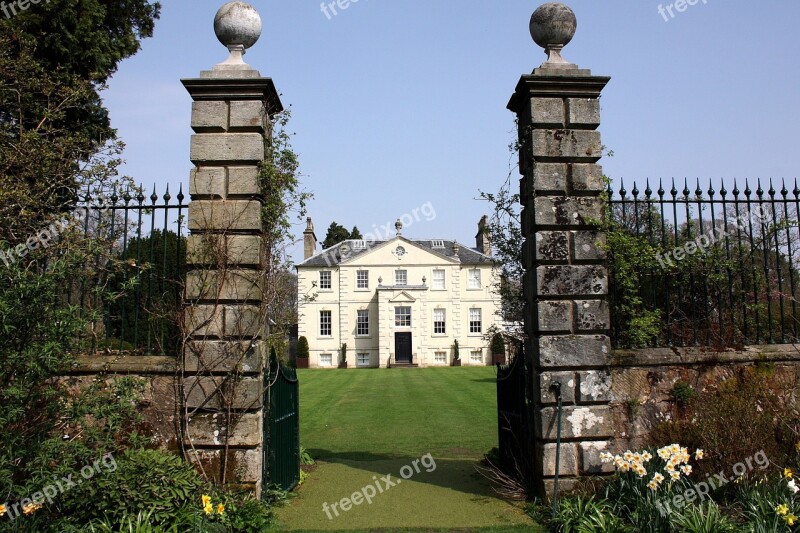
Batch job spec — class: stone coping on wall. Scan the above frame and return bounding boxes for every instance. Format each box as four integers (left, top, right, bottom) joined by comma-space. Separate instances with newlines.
611, 344, 800, 368
67, 355, 178, 375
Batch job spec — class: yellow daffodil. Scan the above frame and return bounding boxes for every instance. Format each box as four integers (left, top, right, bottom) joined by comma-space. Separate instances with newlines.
620, 462, 631, 473
0, 504, 6, 515
695, 449, 704, 460
795, 441, 800, 453
681, 465, 692, 476
599, 452, 613, 463
658, 448, 671, 460
203, 503, 213, 515
22, 503, 41, 516
217, 503, 225, 515
648, 480, 659, 490
202, 495, 212, 506
777, 504, 790, 516
653, 473, 665, 483
785, 468, 794, 480
786, 514, 797, 526
642, 451, 653, 462
670, 470, 681, 481
670, 444, 681, 454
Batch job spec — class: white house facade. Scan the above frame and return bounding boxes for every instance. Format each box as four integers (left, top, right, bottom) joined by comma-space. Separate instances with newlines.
296, 218, 501, 368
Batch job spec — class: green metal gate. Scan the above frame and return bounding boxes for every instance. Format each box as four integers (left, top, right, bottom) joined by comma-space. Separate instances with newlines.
263, 351, 300, 493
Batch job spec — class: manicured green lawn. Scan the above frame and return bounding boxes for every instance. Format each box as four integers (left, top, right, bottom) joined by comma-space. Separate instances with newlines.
273, 367, 541, 532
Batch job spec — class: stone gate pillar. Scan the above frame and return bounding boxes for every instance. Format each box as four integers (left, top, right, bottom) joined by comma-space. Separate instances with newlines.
507, 3, 612, 497
181, 2, 282, 495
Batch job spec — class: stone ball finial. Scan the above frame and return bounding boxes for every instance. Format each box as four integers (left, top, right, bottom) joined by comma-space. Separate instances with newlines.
529, 3, 577, 68
214, 2, 262, 50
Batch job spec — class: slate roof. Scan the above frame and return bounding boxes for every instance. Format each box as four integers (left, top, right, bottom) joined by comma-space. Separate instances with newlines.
298, 238, 495, 268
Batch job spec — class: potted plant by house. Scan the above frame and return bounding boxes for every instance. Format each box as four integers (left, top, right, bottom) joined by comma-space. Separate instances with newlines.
451, 340, 461, 367
491, 333, 506, 365
339, 343, 348, 369
296, 336, 310, 369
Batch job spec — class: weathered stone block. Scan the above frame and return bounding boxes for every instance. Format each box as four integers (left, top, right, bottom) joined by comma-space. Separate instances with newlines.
227, 167, 261, 197
571, 164, 605, 192
184, 340, 263, 374
539, 405, 613, 439
567, 98, 601, 128
536, 265, 607, 296
185, 269, 262, 302
532, 162, 568, 193
185, 305, 223, 338
538, 301, 573, 333
533, 196, 604, 226
186, 235, 262, 266
224, 305, 262, 337
540, 371, 576, 404
184, 376, 262, 410
186, 412, 262, 446
188, 448, 262, 484
538, 335, 610, 368
543, 478, 579, 494
191, 101, 227, 131
531, 130, 602, 162
542, 443, 578, 476
190, 168, 225, 198
527, 98, 565, 128
578, 371, 613, 402
576, 299, 610, 331
229, 101, 265, 131
188, 200, 262, 232
580, 441, 615, 474
573, 231, 607, 261
190, 134, 264, 164
535, 231, 569, 261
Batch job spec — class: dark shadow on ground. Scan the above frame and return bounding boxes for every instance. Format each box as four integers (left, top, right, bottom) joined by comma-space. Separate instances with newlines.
305, 449, 509, 501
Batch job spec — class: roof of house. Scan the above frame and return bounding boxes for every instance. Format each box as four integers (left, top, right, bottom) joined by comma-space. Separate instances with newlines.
297, 237, 495, 268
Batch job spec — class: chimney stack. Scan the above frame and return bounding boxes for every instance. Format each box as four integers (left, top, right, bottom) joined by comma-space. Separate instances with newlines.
303, 217, 317, 260
476, 215, 492, 256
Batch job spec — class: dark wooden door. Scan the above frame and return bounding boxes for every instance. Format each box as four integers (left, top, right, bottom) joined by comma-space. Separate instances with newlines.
395, 332, 412, 363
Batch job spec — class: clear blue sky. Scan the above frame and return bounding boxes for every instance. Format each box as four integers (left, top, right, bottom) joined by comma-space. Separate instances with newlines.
103, 1, 800, 263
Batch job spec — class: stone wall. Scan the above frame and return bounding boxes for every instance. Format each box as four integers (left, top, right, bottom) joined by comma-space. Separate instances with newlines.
63, 356, 180, 450
609, 345, 800, 454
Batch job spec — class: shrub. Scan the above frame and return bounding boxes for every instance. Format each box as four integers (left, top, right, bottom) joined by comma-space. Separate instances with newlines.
66, 448, 204, 528
671, 380, 697, 406
296, 337, 309, 358
490, 333, 505, 356
651, 367, 797, 478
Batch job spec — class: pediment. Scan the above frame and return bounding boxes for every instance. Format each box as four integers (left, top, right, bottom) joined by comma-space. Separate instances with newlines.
389, 291, 417, 303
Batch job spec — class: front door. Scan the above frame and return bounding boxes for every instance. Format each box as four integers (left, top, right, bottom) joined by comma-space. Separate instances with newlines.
395, 332, 412, 364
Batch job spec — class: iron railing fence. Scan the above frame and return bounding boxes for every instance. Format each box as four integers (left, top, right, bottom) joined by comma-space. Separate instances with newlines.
607, 178, 800, 349
67, 185, 187, 356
